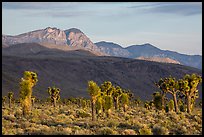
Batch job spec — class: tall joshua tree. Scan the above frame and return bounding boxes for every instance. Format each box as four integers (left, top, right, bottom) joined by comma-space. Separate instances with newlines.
47, 86, 60, 108
112, 86, 123, 110
156, 76, 179, 113
166, 76, 180, 113
8, 92, 14, 108
87, 80, 100, 121
120, 92, 129, 112
155, 78, 169, 110
20, 71, 38, 117
178, 73, 202, 114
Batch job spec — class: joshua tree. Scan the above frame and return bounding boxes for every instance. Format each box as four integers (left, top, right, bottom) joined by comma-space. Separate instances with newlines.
120, 92, 129, 112
178, 73, 202, 114
19, 71, 38, 117
156, 76, 180, 113
152, 91, 162, 110
112, 86, 123, 110
168, 99, 174, 112
2, 96, 7, 107
95, 95, 103, 118
87, 80, 101, 121
100, 81, 113, 95
8, 92, 14, 108
155, 78, 169, 110
166, 76, 180, 113
47, 86, 60, 108
104, 94, 113, 117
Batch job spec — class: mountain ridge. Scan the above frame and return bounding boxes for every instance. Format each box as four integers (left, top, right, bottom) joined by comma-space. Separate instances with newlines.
2, 27, 202, 69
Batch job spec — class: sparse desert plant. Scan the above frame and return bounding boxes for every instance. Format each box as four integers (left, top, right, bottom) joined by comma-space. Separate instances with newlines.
19, 71, 38, 117
122, 129, 137, 135
139, 125, 153, 135
47, 86, 60, 108
152, 124, 169, 135
98, 127, 117, 135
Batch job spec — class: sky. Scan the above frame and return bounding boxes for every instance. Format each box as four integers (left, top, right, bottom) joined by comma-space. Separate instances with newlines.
2, 2, 202, 55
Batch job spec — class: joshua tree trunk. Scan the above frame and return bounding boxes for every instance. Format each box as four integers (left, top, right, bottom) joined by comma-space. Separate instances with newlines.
173, 93, 179, 113
32, 99, 35, 109
9, 99, 12, 108
23, 96, 31, 117
123, 104, 127, 112
186, 95, 191, 114
161, 94, 165, 110
114, 97, 119, 110
106, 109, 111, 118
53, 98, 57, 108
91, 101, 96, 121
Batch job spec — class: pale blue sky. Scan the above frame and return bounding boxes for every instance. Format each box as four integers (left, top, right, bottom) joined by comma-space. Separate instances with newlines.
2, 2, 202, 55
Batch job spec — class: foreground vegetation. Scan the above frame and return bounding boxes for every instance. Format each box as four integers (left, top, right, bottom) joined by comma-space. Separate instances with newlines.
2, 71, 202, 135
2, 99, 202, 135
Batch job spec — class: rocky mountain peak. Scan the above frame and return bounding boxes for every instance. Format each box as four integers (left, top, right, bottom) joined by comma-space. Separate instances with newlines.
64, 28, 83, 35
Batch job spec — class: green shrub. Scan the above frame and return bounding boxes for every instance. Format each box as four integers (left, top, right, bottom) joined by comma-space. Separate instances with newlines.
107, 119, 119, 128
168, 100, 174, 112
152, 124, 169, 135
98, 127, 117, 135
122, 129, 137, 135
76, 109, 91, 118
139, 126, 153, 135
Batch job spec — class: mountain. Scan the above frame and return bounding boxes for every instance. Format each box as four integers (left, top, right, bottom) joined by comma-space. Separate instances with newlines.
2, 27, 104, 56
2, 43, 97, 58
2, 44, 202, 101
95, 42, 202, 69
136, 56, 181, 64
95, 41, 130, 57
64, 28, 102, 54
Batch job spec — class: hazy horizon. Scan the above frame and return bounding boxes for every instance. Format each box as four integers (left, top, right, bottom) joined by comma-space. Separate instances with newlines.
2, 2, 202, 55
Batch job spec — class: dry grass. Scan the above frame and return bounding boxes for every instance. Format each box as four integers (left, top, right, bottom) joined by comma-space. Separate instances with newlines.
2, 102, 202, 135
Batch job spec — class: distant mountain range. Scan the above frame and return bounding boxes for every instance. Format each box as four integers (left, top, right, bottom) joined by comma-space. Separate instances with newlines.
2, 43, 202, 100
95, 41, 202, 69
2, 27, 202, 69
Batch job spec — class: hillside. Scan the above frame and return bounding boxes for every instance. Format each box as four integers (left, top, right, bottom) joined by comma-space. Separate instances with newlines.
95, 42, 202, 69
2, 45, 202, 101
136, 56, 181, 64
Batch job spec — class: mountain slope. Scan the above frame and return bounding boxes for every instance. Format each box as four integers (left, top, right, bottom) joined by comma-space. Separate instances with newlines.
95, 41, 202, 69
2, 49, 202, 100
136, 56, 181, 64
95, 41, 130, 57
2, 27, 104, 56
